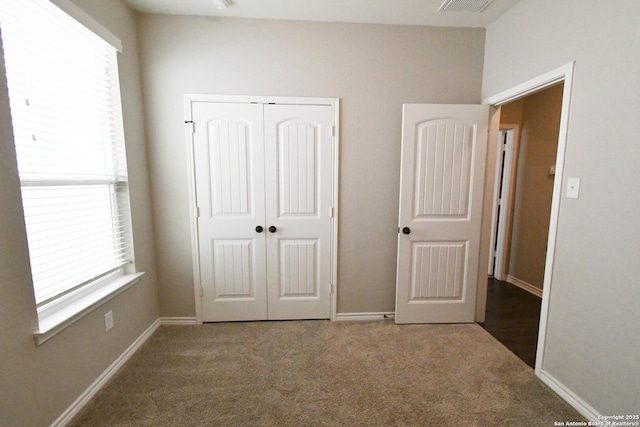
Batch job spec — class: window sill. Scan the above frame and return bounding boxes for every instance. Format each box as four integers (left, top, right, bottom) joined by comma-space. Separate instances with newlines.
33, 272, 145, 346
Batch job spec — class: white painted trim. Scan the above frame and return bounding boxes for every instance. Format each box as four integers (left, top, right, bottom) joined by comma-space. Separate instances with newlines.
335, 312, 395, 321
34, 273, 145, 346
505, 275, 543, 298
487, 129, 504, 277
482, 63, 573, 106
184, 94, 340, 323
488, 126, 519, 280
184, 96, 203, 325
160, 317, 198, 325
538, 370, 601, 423
184, 94, 338, 106
483, 61, 575, 394
49, 319, 161, 427
330, 101, 340, 322
536, 64, 575, 376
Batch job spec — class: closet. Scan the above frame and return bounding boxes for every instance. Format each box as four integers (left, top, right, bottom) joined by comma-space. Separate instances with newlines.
188, 97, 337, 321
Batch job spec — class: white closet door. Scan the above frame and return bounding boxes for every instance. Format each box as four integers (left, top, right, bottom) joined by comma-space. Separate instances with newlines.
193, 102, 268, 321
264, 104, 333, 319
395, 104, 489, 324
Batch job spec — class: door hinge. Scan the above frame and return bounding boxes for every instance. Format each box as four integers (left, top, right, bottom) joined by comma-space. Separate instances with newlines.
331, 125, 335, 137
329, 283, 334, 295
199, 287, 204, 298
185, 120, 194, 133
329, 207, 334, 218
196, 207, 200, 218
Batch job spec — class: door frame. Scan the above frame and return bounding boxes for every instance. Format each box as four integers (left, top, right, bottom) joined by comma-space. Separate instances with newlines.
487, 125, 520, 280
184, 94, 340, 324
480, 62, 575, 375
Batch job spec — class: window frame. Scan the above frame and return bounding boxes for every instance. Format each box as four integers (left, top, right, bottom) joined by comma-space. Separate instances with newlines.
0, 0, 143, 344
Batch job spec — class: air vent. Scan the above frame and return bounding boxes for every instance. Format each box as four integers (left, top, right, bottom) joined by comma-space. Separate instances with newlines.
438, 0, 494, 12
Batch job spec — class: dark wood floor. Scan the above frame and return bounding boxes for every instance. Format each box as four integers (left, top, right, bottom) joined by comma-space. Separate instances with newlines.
479, 277, 542, 368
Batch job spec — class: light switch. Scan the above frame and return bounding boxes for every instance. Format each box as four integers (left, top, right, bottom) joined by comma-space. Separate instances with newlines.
566, 178, 580, 199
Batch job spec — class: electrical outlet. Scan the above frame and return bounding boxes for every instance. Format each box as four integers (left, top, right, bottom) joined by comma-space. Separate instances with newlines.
104, 310, 114, 332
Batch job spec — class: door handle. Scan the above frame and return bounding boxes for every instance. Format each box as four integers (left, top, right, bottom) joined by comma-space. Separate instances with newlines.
402, 227, 411, 235
268, 226, 277, 233
255, 225, 263, 233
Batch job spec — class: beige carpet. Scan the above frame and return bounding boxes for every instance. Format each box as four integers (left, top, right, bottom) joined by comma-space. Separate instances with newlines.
69, 321, 583, 426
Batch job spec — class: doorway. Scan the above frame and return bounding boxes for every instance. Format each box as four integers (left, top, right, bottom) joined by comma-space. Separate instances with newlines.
491, 82, 564, 290
483, 82, 564, 367
480, 63, 574, 374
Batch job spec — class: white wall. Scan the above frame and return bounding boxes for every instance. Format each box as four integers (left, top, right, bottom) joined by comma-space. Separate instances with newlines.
0, 1, 159, 426
483, 0, 640, 415
137, 15, 486, 316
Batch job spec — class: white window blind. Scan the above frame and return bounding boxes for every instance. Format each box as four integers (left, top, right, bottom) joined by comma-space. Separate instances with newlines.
0, 0, 133, 307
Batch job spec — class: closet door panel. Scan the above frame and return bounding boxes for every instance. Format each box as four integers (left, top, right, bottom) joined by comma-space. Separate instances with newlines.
264, 104, 333, 319
193, 102, 267, 321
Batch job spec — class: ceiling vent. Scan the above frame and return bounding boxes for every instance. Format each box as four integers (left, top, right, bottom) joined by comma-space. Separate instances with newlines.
438, 0, 494, 12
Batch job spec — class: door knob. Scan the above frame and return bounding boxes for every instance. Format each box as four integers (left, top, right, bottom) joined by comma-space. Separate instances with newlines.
255, 225, 263, 233
402, 227, 411, 235
268, 226, 277, 233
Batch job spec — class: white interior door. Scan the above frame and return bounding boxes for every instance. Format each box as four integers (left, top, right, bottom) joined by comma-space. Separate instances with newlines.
395, 104, 489, 324
264, 104, 333, 319
193, 102, 267, 321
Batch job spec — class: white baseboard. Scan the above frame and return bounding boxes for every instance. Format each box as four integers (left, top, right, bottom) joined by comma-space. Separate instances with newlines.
538, 369, 601, 423
506, 275, 543, 298
160, 316, 197, 325
335, 312, 395, 321
50, 318, 161, 427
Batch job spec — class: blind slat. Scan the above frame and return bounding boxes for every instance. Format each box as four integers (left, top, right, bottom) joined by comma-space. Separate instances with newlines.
32, 246, 127, 275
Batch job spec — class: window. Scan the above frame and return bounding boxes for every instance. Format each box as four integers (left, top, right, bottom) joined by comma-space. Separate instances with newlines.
0, 0, 141, 341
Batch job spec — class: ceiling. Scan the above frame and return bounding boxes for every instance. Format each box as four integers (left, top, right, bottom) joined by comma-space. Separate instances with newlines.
122, 0, 521, 28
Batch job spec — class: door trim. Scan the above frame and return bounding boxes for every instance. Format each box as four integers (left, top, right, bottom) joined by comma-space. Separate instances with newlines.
488, 125, 520, 280
481, 62, 575, 376
184, 94, 340, 323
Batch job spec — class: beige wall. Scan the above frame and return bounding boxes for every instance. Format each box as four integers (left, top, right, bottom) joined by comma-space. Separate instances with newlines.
137, 15, 485, 316
506, 84, 563, 288
0, 1, 159, 426
483, 0, 640, 415
500, 98, 523, 125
